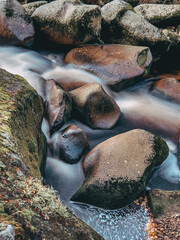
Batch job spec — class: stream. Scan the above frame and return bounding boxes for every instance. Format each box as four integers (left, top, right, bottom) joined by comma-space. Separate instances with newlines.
0, 45, 180, 240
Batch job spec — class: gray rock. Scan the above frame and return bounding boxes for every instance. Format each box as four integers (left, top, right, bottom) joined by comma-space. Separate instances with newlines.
70, 83, 121, 129
0, 0, 35, 46
72, 129, 169, 209
134, 4, 180, 27
0, 225, 15, 240
23, 1, 48, 16
32, 0, 101, 45
117, 10, 170, 60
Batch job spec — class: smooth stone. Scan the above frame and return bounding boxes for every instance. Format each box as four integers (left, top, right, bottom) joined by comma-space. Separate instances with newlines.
72, 129, 169, 209
32, 0, 101, 45
49, 125, 89, 164
44, 79, 72, 135
23, 1, 48, 16
70, 83, 121, 129
65, 44, 152, 91
134, 4, 180, 28
0, 0, 35, 46
148, 189, 180, 218
151, 77, 180, 103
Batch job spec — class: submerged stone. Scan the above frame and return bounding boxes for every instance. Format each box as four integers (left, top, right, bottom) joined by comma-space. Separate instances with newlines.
70, 83, 121, 128
72, 129, 169, 209
32, 0, 101, 45
65, 44, 152, 91
0, 0, 35, 46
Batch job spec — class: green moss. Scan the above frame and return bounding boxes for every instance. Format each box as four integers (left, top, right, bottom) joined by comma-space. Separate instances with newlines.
28, 139, 36, 153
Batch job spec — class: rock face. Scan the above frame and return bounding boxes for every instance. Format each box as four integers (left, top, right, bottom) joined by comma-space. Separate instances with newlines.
32, 0, 101, 45
0, 69, 103, 240
65, 44, 152, 91
49, 125, 89, 164
72, 129, 169, 209
134, 4, 180, 27
0, 0, 35, 46
44, 79, 72, 135
70, 83, 121, 128
23, 1, 48, 16
151, 77, 180, 103
148, 189, 180, 218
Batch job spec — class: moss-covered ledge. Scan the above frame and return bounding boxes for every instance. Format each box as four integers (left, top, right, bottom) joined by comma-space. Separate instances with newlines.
0, 69, 104, 240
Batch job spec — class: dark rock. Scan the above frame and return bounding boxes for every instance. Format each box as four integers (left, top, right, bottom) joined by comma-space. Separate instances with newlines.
44, 79, 72, 135
148, 189, 180, 218
151, 77, 180, 103
65, 44, 152, 91
49, 125, 89, 164
32, 0, 101, 45
134, 4, 180, 28
72, 129, 169, 209
0, 0, 35, 47
70, 83, 120, 129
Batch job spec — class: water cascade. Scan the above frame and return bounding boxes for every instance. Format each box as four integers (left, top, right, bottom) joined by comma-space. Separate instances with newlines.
0, 45, 180, 240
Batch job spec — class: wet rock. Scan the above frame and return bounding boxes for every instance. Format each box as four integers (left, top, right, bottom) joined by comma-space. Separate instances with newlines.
0, 0, 35, 46
44, 79, 72, 135
101, 9, 170, 60
134, 4, 180, 28
0, 69, 103, 240
0, 225, 15, 240
70, 83, 120, 129
32, 0, 101, 45
72, 129, 169, 209
151, 77, 180, 104
23, 1, 48, 16
148, 189, 180, 218
101, 0, 133, 41
162, 28, 180, 50
65, 44, 152, 91
49, 125, 89, 164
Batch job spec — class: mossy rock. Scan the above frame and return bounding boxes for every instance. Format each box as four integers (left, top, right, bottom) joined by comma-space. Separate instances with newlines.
0, 69, 103, 240
148, 189, 180, 218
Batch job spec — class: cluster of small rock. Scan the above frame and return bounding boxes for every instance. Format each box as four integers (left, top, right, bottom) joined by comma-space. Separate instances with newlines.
0, 0, 179, 59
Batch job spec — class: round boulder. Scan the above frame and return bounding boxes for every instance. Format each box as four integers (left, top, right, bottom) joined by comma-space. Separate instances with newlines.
49, 125, 89, 164
70, 83, 121, 129
0, 0, 35, 46
65, 44, 152, 91
72, 129, 169, 209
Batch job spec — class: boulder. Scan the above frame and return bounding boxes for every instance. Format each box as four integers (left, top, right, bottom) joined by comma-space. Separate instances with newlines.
151, 77, 180, 103
32, 0, 101, 45
0, 69, 103, 240
148, 189, 180, 218
134, 4, 180, 28
0, 0, 35, 46
49, 125, 89, 164
72, 129, 169, 209
101, 0, 134, 41
101, 9, 170, 60
70, 83, 121, 129
44, 79, 72, 135
65, 44, 152, 91
23, 1, 48, 16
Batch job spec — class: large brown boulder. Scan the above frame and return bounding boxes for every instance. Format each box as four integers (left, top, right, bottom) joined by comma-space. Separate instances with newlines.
44, 79, 72, 135
151, 77, 180, 103
72, 129, 169, 209
134, 4, 180, 28
32, 0, 101, 45
70, 83, 121, 129
0, 0, 35, 46
65, 44, 152, 91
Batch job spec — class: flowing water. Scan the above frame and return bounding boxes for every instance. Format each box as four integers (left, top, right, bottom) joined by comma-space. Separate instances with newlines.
0, 45, 180, 240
